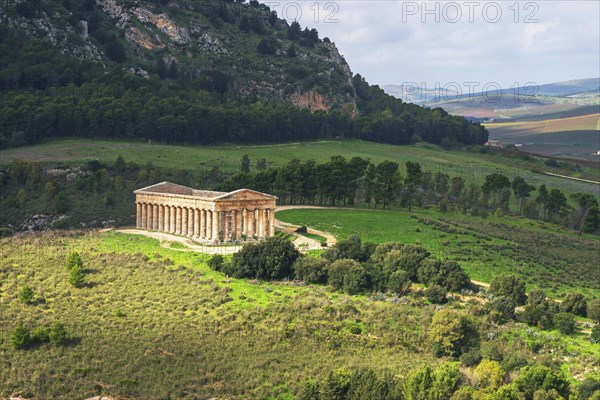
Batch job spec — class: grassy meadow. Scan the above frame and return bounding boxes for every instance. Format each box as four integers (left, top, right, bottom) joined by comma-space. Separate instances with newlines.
1, 139, 598, 195
1, 230, 598, 399
276, 208, 600, 298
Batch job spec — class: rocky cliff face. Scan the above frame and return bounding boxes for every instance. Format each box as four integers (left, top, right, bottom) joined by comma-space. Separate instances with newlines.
1, 0, 356, 113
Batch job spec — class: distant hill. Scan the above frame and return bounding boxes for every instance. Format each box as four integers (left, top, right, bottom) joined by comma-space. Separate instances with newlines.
0, 0, 488, 148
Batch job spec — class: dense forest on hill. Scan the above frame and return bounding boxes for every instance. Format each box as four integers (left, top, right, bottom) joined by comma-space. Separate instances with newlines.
0, 0, 488, 148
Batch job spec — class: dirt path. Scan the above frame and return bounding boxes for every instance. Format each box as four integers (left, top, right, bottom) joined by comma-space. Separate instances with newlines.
275, 205, 338, 249
116, 229, 243, 254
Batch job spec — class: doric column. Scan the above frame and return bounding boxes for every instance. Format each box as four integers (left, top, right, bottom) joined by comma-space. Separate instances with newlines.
148, 204, 154, 230
136, 203, 142, 228
170, 206, 176, 233
141, 203, 147, 229
235, 209, 243, 240
188, 208, 193, 237
257, 209, 264, 238
268, 208, 275, 237
164, 206, 170, 233
245, 208, 253, 238
176, 207, 182, 235
200, 209, 206, 239
154, 205, 160, 230
207, 210, 213, 240
182, 207, 188, 236
213, 210, 220, 242
158, 205, 164, 231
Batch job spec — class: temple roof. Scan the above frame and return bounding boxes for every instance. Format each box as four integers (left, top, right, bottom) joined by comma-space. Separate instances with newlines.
134, 182, 276, 201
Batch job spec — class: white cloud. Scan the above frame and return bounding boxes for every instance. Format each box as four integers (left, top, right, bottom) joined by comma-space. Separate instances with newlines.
275, 1, 600, 87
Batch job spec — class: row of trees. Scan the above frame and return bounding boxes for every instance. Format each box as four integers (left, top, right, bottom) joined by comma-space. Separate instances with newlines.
220, 156, 600, 233
209, 235, 471, 296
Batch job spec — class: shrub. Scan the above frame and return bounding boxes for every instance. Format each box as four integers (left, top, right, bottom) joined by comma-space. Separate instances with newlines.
459, 349, 482, 367
553, 312, 575, 335
489, 274, 527, 305
388, 270, 411, 295
487, 295, 517, 321
590, 325, 600, 344
66, 251, 83, 270
69, 264, 85, 287
514, 365, 570, 399
474, 359, 505, 390
429, 309, 478, 357
342, 262, 368, 295
579, 378, 600, 399
560, 293, 587, 317
10, 322, 31, 349
295, 225, 308, 233
426, 285, 447, 304
31, 326, 49, 344
293, 256, 328, 284
207, 254, 225, 271
588, 299, 600, 323
49, 322, 68, 346
18, 285, 35, 304
229, 236, 299, 280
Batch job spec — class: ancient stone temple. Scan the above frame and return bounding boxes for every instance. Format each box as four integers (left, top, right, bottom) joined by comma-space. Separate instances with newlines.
134, 182, 277, 242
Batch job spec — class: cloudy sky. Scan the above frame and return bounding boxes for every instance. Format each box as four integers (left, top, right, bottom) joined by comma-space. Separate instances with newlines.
269, 1, 600, 88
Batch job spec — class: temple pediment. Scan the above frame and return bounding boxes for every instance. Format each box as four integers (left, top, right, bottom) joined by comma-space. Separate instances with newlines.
214, 189, 278, 202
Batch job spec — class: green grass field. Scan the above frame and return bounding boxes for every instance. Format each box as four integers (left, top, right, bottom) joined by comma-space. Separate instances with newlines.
276, 208, 600, 298
1, 139, 598, 195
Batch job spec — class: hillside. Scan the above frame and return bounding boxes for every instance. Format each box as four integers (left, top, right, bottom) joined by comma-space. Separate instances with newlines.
0, 0, 488, 148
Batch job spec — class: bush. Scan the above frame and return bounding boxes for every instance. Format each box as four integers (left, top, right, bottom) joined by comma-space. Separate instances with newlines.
66, 251, 83, 270
293, 256, 328, 284
229, 236, 299, 280
295, 225, 308, 233
426, 285, 447, 304
489, 274, 527, 305
514, 365, 570, 399
49, 322, 68, 346
487, 295, 517, 321
474, 359, 504, 390
18, 285, 35, 304
591, 325, 600, 344
69, 264, 85, 287
342, 262, 368, 295
429, 309, 478, 357
207, 254, 225, 271
388, 270, 411, 295
31, 326, 49, 344
459, 349, 482, 367
10, 322, 31, 349
560, 292, 587, 317
579, 378, 600, 399
588, 299, 600, 323
553, 312, 575, 335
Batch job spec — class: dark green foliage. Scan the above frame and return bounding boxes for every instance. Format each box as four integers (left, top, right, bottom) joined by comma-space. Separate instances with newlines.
459, 349, 482, 367
257, 37, 278, 55
302, 368, 401, 400
31, 326, 49, 344
583, 206, 599, 233
587, 299, 600, 323
69, 264, 86, 287
322, 235, 371, 262
487, 295, 517, 321
229, 236, 300, 280
514, 365, 570, 400
579, 378, 600, 400
489, 274, 527, 305
327, 259, 367, 294
417, 259, 470, 292
53, 191, 70, 213
524, 289, 553, 329
49, 322, 68, 346
296, 225, 308, 234
10, 322, 31, 349
388, 270, 411, 295
293, 256, 328, 284
207, 254, 225, 271
591, 325, 600, 344
66, 251, 83, 270
320, 368, 352, 400
241, 154, 250, 173
18, 285, 35, 304
560, 292, 587, 317
403, 363, 461, 400
426, 285, 447, 304
552, 312, 575, 335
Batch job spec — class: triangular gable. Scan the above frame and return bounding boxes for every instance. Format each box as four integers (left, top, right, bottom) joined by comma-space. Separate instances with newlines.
134, 181, 194, 195
214, 189, 277, 201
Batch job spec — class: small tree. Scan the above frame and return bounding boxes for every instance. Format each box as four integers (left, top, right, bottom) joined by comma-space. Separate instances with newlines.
293, 256, 328, 284
587, 299, 600, 323
69, 264, 85, 287
474, 359, 505, 390
591, 325, 600, 344
241, 154, 250, 173
49, 322, 68, 346
487, 296, 517, 321
553, 312, 575, 335
10, 322, 31, 349
489, 274, 527, 305
66, 251, 83, 270
429, 309, 478, 357
208, 254, 225, 271
18, 285, 35, 304
53, 191, 69, 213
17, 188, 27, 208
560, 292, 587, 317
426, 285, 447, 304
388, 270, 411, 295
